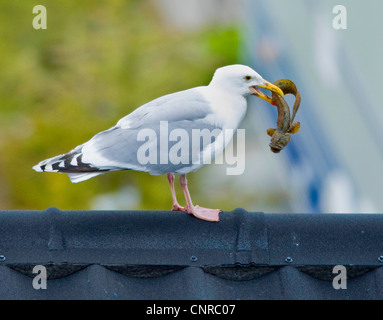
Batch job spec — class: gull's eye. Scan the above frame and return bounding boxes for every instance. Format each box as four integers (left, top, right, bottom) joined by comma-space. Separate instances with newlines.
244, 75, 252, 81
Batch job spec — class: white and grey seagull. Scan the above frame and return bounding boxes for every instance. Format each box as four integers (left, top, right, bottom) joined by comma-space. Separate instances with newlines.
33, 64, 283, 222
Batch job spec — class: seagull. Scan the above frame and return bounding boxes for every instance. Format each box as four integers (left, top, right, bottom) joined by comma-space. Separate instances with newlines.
33, 64, 283, 222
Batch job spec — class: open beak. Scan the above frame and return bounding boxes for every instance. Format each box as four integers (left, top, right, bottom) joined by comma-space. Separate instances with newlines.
250, 80, 284, 105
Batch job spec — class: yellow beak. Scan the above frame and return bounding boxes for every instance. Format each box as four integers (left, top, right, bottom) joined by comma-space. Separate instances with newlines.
250, 80, 284, 104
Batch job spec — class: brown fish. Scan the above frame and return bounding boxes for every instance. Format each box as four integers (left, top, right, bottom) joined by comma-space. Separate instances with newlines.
266, 79, 301, 153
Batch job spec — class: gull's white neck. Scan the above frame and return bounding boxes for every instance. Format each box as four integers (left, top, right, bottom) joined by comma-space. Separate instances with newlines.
200, 85, 248, 131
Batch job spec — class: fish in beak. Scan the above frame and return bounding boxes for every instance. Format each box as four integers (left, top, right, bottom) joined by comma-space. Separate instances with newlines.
250, 80, 284, 105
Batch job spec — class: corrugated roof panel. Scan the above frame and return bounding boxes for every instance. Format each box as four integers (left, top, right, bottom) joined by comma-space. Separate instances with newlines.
1, 208, 383, 300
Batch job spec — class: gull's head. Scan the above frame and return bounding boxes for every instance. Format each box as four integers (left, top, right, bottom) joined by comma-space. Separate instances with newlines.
209, 64, 283, 103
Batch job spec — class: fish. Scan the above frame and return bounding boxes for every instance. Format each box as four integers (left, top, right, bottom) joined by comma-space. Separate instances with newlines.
266, 79, 301, 153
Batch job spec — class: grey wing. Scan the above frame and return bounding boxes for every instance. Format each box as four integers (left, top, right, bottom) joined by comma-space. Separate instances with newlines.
116, 87, 214, 129
81, 118, 223, 175
79, 89, 224, 174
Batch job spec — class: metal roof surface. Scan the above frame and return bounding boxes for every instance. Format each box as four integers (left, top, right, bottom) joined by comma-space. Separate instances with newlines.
0, 208, 382, 300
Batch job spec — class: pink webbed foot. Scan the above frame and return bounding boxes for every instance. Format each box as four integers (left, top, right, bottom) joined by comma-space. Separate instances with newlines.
186, 205, 222, 222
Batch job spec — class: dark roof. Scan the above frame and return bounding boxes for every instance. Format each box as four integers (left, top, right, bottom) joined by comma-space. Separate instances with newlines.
1, 208, 383, 300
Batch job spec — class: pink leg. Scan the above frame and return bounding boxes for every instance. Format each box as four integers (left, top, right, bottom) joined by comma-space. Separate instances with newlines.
179, 174, 221, 222
167, 173, 186, 211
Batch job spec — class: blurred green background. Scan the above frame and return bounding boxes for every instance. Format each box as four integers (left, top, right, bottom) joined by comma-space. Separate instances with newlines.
0, 0, 242, 210
3, 0, 382, 215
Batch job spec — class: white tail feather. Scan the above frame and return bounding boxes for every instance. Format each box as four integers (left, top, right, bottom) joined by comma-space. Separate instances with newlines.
67, 172, 105, 183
